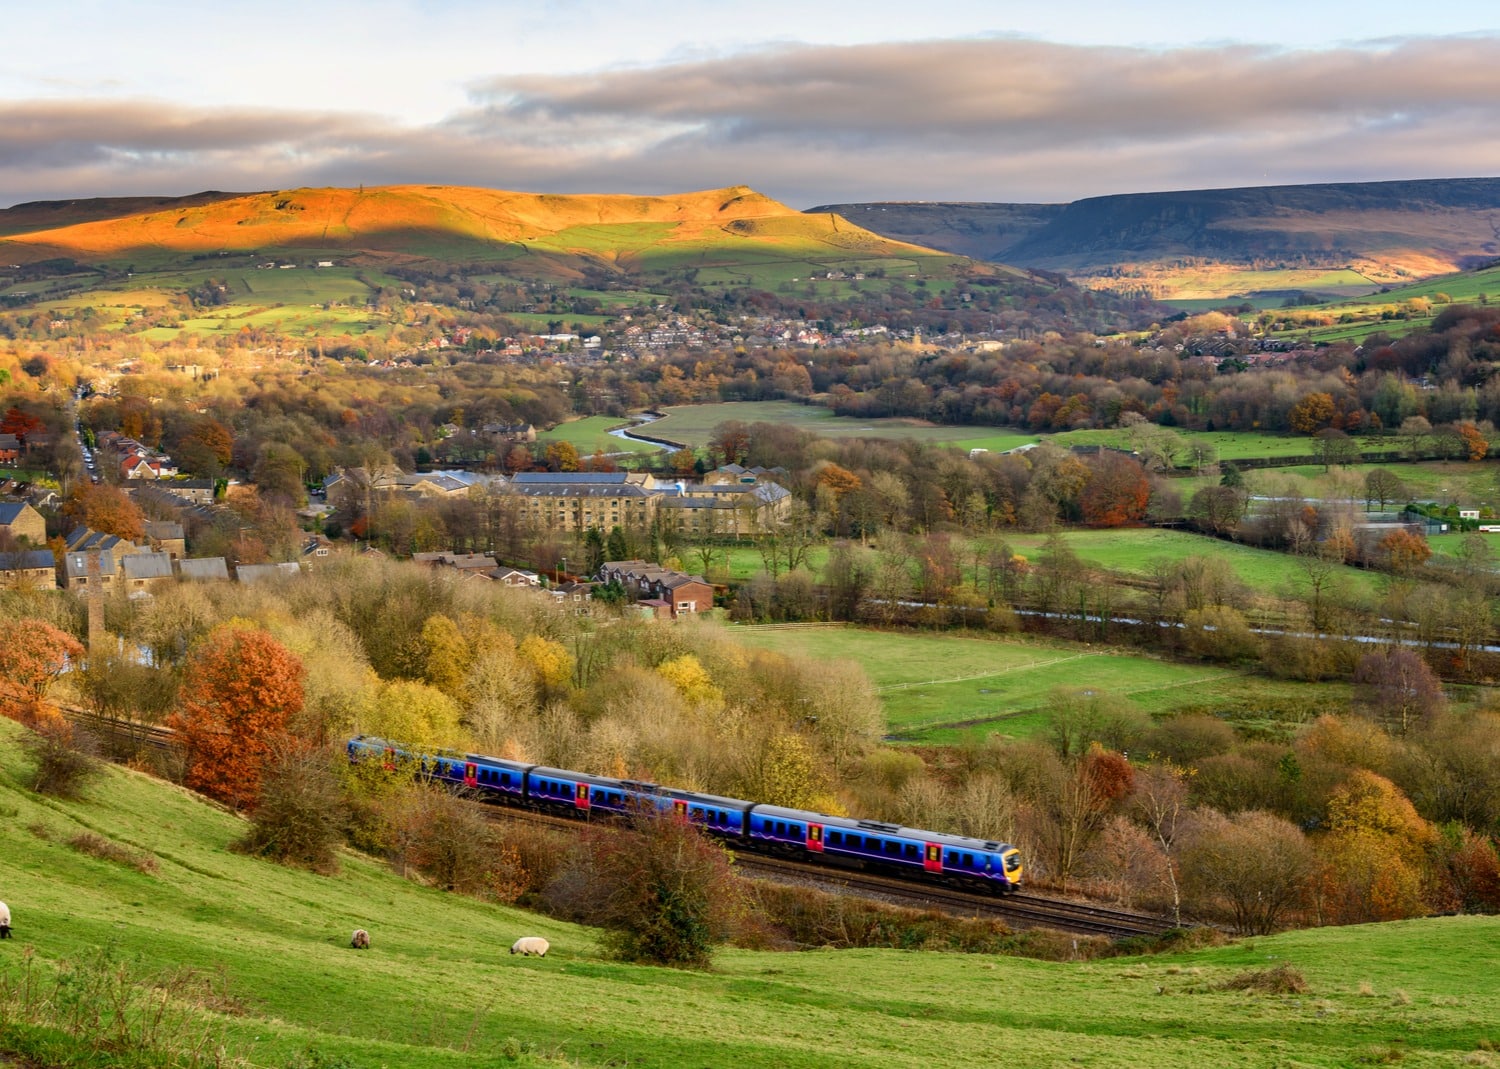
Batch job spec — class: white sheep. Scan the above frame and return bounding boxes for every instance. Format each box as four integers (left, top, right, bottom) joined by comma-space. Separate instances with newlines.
0, 901, 11, 939
510, 936, 549, 957
350, 928, 370, 950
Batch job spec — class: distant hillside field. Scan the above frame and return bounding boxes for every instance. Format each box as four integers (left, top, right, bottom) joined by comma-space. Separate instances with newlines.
813, 177, 1500, 300
0, 184, 971, 283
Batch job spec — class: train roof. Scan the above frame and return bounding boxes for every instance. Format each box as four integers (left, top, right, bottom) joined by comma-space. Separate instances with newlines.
750, 804, 1016, 853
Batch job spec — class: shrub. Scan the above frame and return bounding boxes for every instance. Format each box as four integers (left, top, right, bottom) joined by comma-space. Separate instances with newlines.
545, 808, 743, 969
1217, 963, 1309, 994
238, 743, 348, 874
21, 719, 102, 799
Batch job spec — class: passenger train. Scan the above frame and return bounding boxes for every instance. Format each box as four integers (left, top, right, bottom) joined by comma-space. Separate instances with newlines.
348, 735, 1023, 894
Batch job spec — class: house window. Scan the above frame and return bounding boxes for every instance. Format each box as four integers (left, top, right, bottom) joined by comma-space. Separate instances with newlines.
679, 601, 695, 613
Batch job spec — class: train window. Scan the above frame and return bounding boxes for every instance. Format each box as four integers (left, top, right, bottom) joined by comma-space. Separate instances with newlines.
945, 852, 957, 865
1006, 854, 1021, 872
775, 821, 788, 836
691, 807, 704, 820
828, 831, 843, 845
885, 840, 900, 857
904, 844, 919, 860
791, 825, 802, 838
502, 773, 512, 786
718, 811, 728, 825
963, 853, 975, 869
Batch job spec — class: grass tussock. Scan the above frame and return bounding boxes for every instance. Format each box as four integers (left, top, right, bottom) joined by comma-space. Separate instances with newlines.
0, 945, 245, 1069
68, 832, 160, 875
1216, 962, 1310, 995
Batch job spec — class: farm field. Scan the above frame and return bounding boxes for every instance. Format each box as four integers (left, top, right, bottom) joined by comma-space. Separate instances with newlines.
1050, 426, 1389, 461
649, 401, 1038, 452
5, 715, 1498, 1069
1248, 460, 1498, 508
536, 415, 662, 456
998, 528, 1384, 600
731, 626, 1348, 744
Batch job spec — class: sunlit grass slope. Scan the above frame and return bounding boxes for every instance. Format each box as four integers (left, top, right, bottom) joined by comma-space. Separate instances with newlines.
7, 715, 1499, 1068
0, 185, 970, 280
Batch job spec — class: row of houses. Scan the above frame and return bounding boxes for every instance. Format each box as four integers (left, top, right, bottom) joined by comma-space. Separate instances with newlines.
96, 430, 179, 480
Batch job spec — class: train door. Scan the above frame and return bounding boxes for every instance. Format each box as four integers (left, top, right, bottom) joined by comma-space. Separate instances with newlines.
924, 843, 943, 873
806, 823, 824, 853
464, 763, 478, 788
673, 799, 689, 822
574, 782, 591, 811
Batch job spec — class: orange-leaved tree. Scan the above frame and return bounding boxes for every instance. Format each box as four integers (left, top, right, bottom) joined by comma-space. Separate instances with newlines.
0, 617, 84, 722
168, 625, 305, 810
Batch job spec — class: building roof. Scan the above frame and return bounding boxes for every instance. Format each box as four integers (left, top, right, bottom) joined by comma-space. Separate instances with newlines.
236, 562, 302, 583
0, 549, 54, 571
121, 552, 175, 581
511, 471, 630, 485
511, 482, 654, 499
0, 501, 38, 524
179, 557, 230, 581
145, 519, 186, 540
63, 552, 118, 579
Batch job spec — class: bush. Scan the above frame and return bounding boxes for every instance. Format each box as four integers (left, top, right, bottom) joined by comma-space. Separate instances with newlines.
238, 743, 348, 874
385, 786, 525, 901
21, 719, 102, 799
545, 808, 743, 968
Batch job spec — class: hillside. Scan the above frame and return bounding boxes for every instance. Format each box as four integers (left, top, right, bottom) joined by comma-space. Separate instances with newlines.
5, 716, 1500, 1068
812, 177, 1500, 299
0, 184, 972, 280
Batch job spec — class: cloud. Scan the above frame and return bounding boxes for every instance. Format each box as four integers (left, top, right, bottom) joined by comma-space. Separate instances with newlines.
4, 36, 1500, 207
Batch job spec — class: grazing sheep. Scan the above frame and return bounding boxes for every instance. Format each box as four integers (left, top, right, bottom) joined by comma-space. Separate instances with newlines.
510, 936, 549, 957
0, 901, 10, 939
350, 928, 370, 950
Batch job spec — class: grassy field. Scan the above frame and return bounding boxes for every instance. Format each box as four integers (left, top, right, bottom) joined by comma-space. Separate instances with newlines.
732, 626, 1349, 744
999, 528, 1384, 600
712, 527, 1381, 603
1050, 426, 1389, 462
651, 401, 1037, 451
6, 716, 1500, 1069
536, 415, 663, 456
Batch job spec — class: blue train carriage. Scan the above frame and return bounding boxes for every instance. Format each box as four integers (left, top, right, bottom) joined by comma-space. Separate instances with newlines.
347, 737, 532, 803
748, 805, 1023, 893
638, 785, 755, 838
526, 766, 643, 817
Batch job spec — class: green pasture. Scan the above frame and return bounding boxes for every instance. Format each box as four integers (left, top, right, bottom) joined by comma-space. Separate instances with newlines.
7, 714, 1500, 1068
733, 626, 1351, 744
1050, 426, 1386, 462
536, 415, 663, 456
650, 401, 1037, 451
1245, 460, 1498, 508
1000, 528, 1382, 600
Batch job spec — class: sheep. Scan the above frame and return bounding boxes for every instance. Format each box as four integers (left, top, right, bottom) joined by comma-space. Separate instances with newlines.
0, 901, 10, 939
350, 928, 370, 950
510, 936, 549, 957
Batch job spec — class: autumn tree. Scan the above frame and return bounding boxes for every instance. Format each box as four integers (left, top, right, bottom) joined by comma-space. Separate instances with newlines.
544, 440, 580, 472
62, 482, 145, 541
1352, 649, 1445, 736
0, 618, 85, 721
1377, 528, 1432, 575
1079, 453, 1150, 527
1363, 469, 1408, 511
1179, 809, 1315, 933
168, 626, 306, 809
1457, 422, 1489, 462
1187, 485, 1247, 536
1318, 770, 1436, 924
1288, 392, 1336, 434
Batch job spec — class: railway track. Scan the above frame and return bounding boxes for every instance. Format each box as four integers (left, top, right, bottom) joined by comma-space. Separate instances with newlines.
67, 713, 1182, 941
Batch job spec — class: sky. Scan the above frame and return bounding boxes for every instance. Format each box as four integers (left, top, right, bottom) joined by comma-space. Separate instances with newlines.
3, 0, 1500, 209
